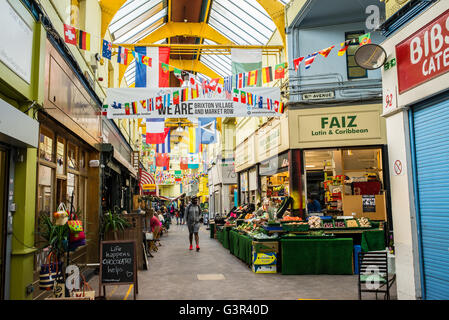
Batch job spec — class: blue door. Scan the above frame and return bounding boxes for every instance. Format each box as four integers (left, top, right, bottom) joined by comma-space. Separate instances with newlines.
412, 97, 449, 299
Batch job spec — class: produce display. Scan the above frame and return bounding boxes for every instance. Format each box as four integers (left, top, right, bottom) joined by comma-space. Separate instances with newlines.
334, 221, 346, 228
308, 216, 322, 229
345, 219, 358, 228
244, 214, 254, 220
322, 222, 334, 229
358, 217, 371, 228
281, 216, 303, 222
282, 222, 308, 226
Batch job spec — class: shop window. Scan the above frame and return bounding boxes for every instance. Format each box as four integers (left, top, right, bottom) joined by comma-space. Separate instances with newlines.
67, 173, 78, 210
345, 31, 368, 80
80, 151, 86, 170
68, 143, 78, 171
38, 165, 54, 217
39, 128, 54, 162
56, 137, 65, 176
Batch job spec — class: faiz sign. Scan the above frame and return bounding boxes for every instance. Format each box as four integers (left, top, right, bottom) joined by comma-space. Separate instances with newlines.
396, 9, 449, 94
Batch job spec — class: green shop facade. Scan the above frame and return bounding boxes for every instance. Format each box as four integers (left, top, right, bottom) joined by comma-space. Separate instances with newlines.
0, 0, 46, 300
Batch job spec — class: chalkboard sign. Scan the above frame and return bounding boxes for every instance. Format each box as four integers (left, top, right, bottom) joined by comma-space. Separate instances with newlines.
99, 240, 138, 299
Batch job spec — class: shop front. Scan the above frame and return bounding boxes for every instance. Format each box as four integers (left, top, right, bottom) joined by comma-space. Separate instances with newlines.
288, 104, 389, 222
33, 37, 104, 299
381, 1, 449, 299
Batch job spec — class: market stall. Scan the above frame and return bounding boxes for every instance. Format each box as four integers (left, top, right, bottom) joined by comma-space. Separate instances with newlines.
213, 200, 386, 275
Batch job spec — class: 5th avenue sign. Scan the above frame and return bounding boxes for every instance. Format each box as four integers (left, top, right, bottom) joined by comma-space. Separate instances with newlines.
396, 9, 449, 94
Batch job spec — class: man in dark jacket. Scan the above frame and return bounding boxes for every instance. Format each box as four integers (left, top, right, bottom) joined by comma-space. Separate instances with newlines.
184, 196, 202, 251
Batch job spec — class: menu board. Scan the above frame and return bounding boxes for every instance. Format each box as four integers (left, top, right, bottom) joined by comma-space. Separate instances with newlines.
100, 240, 136, 285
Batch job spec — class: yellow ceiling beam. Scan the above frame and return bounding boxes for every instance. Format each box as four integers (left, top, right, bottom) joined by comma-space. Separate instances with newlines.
256, 0, 287, 49
99, 0, 126, 38
136, 22, 234, 45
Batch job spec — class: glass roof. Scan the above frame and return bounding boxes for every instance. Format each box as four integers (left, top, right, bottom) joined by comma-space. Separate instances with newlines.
115, 0, 288, 86
109, 0, 167, 44
208, 0, 277, 45
200, 39, 232, 78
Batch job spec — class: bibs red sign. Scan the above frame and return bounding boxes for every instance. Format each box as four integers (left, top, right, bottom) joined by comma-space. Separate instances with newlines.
396, 9, 449, 94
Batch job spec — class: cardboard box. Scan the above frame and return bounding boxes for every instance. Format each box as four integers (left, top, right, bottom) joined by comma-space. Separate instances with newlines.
342, 194, 387, 220
252, 264, 277, 274
252, 252, 277, 265
252, 241, 279, 253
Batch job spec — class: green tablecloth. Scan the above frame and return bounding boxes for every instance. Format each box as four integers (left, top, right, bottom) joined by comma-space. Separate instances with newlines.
227, 230, 252, 265
361, 230, 385, 252
216, 229, 223, 245
281, 238, 353, 275
223, 226, 232, 250
210, 224, 215, 239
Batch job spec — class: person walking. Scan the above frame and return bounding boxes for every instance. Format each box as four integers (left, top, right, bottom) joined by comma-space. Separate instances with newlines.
180, 200, 186, 225
184, 196, 202, 251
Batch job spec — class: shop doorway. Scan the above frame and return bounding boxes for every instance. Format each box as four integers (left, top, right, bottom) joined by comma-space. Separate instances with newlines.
0, 148, 8, 300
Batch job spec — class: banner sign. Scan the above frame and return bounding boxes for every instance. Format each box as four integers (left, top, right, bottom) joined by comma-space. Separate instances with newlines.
105, 87, 280, 119
396, 9, 449, 94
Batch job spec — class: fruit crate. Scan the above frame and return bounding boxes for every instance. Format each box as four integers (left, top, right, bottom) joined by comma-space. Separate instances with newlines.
282, 223, 310, 232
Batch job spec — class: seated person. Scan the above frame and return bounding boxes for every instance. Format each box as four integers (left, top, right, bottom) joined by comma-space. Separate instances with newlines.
307, 196, 322, 213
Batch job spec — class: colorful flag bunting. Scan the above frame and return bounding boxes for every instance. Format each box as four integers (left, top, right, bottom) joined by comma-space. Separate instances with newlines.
238, 73, 246, 89
174, 68, 183, 85
262, 66, 273, 84
247, 70, 258, 86
102, 39, 112, 60
155, 96, 163, 110
319, 45, 335, 58
63, 24, 77, 46
131, 101, 138, 114
142, 55, 152, 67
140, 99, 147, 110
305, 53, 318, 70
233, 89, 240, 102
293, 57, 304, 72
117, 46, 129, 65
77, 30, 91, 51
247, 92, 253, 106
173, 91, 180, 105
338, 40, 352, 56
125, 103, 130, 115
279, 102, 285, 114
240, 91, 247, 104
182, 88, 189, 102
267, 98, 273, 110
359, 33, 372, 46
274, 63, 287, 80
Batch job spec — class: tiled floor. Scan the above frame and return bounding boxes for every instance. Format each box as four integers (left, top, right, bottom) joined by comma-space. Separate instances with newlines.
88, 221, 397, 300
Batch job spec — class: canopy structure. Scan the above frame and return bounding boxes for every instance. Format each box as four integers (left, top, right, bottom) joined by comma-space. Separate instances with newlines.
99, 0, 288, 86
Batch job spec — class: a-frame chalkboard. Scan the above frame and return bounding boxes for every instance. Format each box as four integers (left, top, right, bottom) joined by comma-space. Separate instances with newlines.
99, 240, 138, 300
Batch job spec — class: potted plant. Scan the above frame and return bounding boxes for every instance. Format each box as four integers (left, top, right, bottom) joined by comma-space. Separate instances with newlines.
38, 212, 70, 260
100, 206, 131, 240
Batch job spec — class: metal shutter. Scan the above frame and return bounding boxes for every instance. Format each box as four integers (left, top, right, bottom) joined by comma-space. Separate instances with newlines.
412, 99, 449, 300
